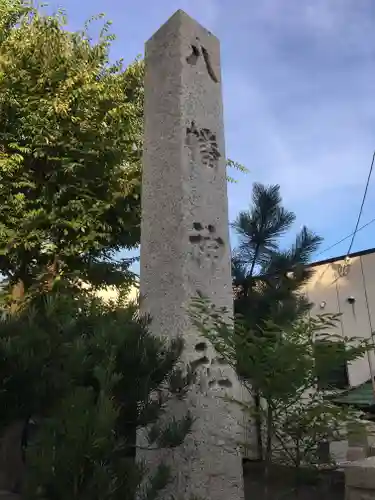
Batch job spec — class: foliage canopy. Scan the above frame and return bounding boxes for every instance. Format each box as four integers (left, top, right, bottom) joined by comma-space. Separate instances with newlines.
0, 1, 144, 301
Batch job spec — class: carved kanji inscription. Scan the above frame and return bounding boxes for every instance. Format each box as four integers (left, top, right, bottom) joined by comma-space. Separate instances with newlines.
189, 222, 225, 265
186, 121, 221, 169
186, 39, 219, 83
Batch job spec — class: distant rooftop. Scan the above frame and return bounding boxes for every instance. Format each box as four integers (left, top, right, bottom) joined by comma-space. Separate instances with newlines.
331, 379, 375, 410
310, 247, 375, 269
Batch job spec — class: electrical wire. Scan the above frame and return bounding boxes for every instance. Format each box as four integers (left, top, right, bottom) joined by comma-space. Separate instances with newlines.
346, 151, 375, 256
309, 152, 375, 393
314, 216, 375, 286
316, 217, 375, 258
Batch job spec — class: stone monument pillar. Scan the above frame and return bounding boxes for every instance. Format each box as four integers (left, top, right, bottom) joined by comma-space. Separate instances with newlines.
140, 9, 244, 500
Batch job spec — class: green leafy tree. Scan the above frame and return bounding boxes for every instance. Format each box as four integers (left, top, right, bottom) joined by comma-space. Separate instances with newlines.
191, 298, 372, 474
226, 159, 249, 184
0, 1, 248, 312
0, 291, 196, 499
0, 1, 144, 307
0, 3, 239, 499
231, 183, 322, 457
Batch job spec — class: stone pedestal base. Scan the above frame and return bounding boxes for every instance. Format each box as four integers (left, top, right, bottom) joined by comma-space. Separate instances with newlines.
347, 446, 368, 462
345, 456, 375, 499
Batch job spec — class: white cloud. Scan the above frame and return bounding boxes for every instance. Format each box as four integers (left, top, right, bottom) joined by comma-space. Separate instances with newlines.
49, 0, 374, 254
220, 0, 374, 244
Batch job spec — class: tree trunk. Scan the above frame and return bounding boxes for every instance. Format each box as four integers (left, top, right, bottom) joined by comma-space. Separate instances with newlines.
254, 391, 263, 460
263, 404, 273, 500
44, 256, 59, 292
250, 243, 263, 460
10, 280, 25, 314
249, 244, 260, 280
265, 404, 272, 461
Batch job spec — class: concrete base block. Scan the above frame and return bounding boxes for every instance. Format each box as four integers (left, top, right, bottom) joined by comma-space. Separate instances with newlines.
345, 456, 375, 499
347, 446, 368, 462
346, 488, 375, 499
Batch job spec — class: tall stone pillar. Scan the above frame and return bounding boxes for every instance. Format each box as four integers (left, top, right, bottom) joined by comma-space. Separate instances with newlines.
139, 9, 244, 500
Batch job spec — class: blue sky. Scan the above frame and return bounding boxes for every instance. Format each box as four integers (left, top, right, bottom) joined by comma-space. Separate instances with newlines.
48, 0, 375, 264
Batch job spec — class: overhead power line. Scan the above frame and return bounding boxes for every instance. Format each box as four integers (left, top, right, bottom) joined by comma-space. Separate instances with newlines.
317, 217, 375, 258
346, 150, 375, 256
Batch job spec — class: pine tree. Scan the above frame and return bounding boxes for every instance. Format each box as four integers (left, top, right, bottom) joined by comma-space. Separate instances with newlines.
231, 183, 322, 458
0, 290, 196, 499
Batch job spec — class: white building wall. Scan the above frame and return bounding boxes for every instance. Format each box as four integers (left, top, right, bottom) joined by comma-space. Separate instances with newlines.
242, 250, 375, 465
304, 252, 375, 388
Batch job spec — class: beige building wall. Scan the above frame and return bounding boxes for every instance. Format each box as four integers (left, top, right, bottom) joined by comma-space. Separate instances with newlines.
79, 280, 139, 305
304, 250, 375, 388
94, 284, 139, 304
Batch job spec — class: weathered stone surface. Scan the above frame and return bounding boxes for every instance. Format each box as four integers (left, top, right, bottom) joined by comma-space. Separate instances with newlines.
346, 488, 375, 500
345, 456, 375, 499
348, 421, 369, 448
347, 446, 368, 462
139, 9, 244, 500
